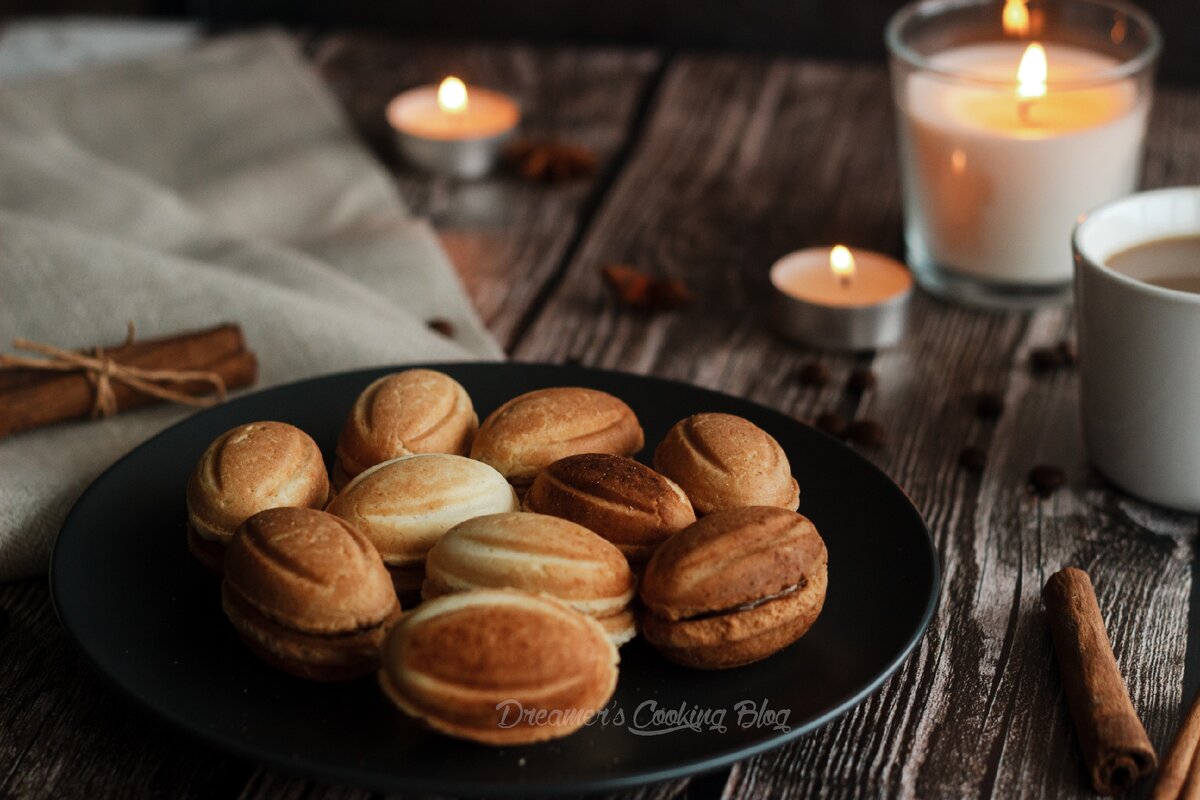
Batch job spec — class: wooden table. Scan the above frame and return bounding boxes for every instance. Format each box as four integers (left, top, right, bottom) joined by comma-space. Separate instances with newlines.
4, 32, 1200, 799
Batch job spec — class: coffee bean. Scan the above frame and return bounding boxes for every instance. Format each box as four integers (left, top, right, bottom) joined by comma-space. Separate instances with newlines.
847, 419, 887, 448
845, 368, 877, 395
426, 318, 456, 338
959, 445, 987, 473
1028, 464, 1067, 497
814, 411, 849, 439
798, 360, 831, 388
1030, 340, 1078, 373
1030, 347, 1066, 373
974, 392, 1004, 420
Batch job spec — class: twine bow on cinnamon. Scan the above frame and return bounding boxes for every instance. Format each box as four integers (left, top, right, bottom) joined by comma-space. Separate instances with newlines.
0, 323, 228, 419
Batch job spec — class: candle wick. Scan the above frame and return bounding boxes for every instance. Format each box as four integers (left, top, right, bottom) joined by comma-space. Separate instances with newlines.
1018, 99, 1033, 127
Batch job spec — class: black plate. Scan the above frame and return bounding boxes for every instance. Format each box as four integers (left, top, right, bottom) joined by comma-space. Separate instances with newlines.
51, 363, 939, 797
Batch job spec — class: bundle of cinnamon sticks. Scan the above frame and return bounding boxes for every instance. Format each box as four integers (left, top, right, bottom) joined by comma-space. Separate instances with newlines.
0, 324, 257, 439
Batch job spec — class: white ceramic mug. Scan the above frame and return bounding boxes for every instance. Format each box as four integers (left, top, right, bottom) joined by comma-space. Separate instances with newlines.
1073, 187, 1200, 512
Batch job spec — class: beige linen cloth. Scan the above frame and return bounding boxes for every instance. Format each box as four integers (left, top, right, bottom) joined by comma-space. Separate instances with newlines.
0, 31, 503, 581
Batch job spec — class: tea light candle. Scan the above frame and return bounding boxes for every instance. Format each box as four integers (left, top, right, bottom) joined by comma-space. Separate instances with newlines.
887, 0, 1161, 308
386, 76, 520, 179
769, 246, 913, 350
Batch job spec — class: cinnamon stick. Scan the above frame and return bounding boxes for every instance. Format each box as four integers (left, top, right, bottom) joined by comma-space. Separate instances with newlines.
1153, 690, 1200, 800
0, 325, 257, 438
0, 323, 246, 395
1043, 567, 1157, 794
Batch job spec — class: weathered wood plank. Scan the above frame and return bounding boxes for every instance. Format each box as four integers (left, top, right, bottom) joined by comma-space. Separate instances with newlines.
512, 55, 1200, 798
311, 34, 663, 349
0, 579, 255, 798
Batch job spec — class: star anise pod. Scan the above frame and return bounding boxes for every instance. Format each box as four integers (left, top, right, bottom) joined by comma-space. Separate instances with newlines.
601, 264, 693, 311
506, 138, 598, 183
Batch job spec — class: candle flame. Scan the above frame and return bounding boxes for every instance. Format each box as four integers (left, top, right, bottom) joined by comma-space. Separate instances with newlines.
1016, 43, 1047, 99
1002, 0, 1030, 37
830, 245, 855, 283
437, 76, 468, 114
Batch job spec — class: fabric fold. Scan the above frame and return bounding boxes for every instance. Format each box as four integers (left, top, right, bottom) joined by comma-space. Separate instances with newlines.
0, 29, 501, 580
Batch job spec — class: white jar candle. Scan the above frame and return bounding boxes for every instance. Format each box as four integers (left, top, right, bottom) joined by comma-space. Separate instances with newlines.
887, 0, 1160, 308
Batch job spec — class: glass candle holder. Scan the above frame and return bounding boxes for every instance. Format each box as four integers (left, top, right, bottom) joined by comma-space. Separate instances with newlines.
886, 0, 1160, 308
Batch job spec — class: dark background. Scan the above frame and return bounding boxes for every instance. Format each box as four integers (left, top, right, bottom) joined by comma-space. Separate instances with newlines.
0, 0, 1196, 85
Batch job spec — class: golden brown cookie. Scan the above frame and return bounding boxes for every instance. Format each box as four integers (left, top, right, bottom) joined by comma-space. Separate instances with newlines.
326, 453, 519, 594
523, 453, 695, 565
640, 506, 827, 669
653, 413, 799, 514
469, 387, 644, 492
379, 590, 618, 744
423, 512, 637, 645
221, 507, 401, 681
333, 369, 478, 490
187, 421, 330, 573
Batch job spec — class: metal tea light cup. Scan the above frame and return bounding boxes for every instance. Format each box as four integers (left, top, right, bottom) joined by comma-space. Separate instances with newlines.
386, 83, 520, 180
769, 247, 914, 350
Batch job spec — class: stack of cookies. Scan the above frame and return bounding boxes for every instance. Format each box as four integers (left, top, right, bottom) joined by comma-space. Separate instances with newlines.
184, 368, 828, 745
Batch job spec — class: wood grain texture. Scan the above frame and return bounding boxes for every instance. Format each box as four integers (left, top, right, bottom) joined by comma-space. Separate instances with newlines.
310, 34, 662, 350
0, 580, 253, 798
511, 54, 1200, 798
